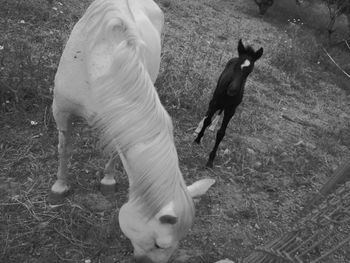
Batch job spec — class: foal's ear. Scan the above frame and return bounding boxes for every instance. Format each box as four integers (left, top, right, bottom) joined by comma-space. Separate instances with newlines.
253, 47, 264, 61
187, 178, 215, 198
237, 39, 245, 56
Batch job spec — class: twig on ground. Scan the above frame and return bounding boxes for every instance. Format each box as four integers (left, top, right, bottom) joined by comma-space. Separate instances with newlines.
1, 232, 10, 256
53, 227, 92, 249
322, 47, 350, 78
344, 39, 350, 51
54, 247, 78, 262
281, 114, 312, 127
11, 195, 42, 221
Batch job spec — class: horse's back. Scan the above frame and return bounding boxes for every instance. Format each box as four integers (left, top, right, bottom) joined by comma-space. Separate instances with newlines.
53, 0, 163, 119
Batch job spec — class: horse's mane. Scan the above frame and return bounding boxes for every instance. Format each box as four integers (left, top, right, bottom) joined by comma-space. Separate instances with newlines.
82, 0, 194, 238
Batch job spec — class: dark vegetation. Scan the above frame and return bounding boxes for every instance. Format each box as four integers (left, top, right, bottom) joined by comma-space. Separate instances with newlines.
254, 0, 350, 38
0, 0, 350, 262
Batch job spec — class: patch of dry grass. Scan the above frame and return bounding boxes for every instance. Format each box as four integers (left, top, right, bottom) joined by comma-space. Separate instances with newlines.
157, 0, 350, 261
0, 113, 132, 263
0, 0, 90, 112
1, 0, 350, 262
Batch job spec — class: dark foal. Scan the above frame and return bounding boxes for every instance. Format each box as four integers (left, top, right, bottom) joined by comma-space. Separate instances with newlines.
194, 39, 263, 168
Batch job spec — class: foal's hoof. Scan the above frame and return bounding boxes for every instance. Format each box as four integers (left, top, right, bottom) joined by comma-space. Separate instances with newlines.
193, 129, 202, 139
193, 138, 201, 145
47, 190, 70, 206
100, 183, 116, 196
206, 161, 214, 168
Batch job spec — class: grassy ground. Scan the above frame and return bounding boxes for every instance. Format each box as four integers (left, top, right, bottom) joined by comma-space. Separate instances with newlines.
0, 0, 349, 262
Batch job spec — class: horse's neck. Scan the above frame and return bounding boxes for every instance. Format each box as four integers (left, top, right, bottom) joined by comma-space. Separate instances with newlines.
120, 132, 178, 188
118, 139, 156, 186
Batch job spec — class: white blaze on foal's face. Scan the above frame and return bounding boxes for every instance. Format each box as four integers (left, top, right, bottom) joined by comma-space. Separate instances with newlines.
240, 59, 251, 69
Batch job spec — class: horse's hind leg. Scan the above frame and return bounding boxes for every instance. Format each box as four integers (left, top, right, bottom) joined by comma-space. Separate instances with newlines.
48, 107, 73, 204
100, 156, 117, 196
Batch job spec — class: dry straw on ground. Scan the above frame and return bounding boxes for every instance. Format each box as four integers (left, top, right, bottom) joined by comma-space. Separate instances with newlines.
1, 0, 350, 262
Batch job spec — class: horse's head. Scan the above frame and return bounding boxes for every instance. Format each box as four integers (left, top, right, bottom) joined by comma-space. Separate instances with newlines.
227, 39, 263, 96
119, 179, 215, 263
254, 0, 274, 15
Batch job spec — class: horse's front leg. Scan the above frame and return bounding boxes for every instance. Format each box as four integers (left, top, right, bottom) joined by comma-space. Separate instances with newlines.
100, 156, 117, 196
49, 111, 73, 204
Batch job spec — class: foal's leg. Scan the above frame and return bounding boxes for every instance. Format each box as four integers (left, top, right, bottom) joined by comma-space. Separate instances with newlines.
100, 156, 117, 196
209, 109, 223, 131
49, 110, 73, 204
206, 109, 234, 168
194, 104, 217, 144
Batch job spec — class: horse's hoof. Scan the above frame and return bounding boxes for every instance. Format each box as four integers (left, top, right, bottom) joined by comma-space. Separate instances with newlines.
100, 183, 116, 196
47, 190, 70, 206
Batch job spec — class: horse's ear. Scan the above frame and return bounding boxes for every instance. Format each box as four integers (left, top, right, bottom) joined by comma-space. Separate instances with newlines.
187, 178, 215, 198
237, 39, 245, 56
253, 47, 264, 61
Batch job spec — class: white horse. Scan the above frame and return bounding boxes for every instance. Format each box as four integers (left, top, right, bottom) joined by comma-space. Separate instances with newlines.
50, 0, 215, 262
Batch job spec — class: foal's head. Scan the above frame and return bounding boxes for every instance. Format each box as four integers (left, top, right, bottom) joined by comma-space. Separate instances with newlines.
118, 179, 215, 263
254, 0, 274, 15
227, 39, 263, 96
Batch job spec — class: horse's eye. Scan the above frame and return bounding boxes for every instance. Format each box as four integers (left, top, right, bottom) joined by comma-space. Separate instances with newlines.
155, 243, 162, 249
